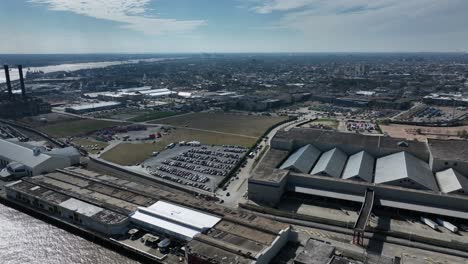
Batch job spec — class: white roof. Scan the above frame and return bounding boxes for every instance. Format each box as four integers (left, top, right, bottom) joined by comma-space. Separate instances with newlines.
67, 101, 121, 111
311, 148, 347, 178
119, 86, 152, 92
280, 144, 321, 173
139, 88, 172, 95
342, 151, 374, 182
0, 139, 51, 168
375, 152, 438, 191
146, 91, 175, 97
131, 201, 221, 239
435, 168, 468, 194
59, 198, 103, 217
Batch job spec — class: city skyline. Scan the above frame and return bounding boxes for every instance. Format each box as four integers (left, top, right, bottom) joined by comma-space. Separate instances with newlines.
0, 0, 468, 53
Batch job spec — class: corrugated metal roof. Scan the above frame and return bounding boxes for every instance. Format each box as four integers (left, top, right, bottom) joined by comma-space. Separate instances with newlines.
0, 139, 51, 168
310, 148, 347, 178
279, 144, 321, 173
435, 168, 468, 194
375, 152, 438, 191
342, 151, 374, 182
130, 201, 221, 239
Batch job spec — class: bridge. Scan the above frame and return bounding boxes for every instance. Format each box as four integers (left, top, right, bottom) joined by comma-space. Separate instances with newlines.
353, 188, 375, 246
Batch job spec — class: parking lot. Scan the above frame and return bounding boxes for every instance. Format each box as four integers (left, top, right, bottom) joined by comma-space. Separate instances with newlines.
142, 144, 247, 193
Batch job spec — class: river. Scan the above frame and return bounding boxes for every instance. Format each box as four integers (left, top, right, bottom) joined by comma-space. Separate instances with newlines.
0, 57, 181, 83
0, 203, 139, 264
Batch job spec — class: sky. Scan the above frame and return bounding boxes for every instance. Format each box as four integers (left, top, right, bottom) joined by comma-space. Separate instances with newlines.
0, 0, 467, 53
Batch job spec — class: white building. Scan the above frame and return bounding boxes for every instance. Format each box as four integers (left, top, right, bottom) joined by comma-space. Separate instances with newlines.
0, 139, 80, 180
130, 201, 221, 241
65, 101, 123, 114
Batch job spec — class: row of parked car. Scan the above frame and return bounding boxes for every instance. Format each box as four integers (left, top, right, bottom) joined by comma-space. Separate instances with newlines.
222, 146, 247, 154
147, 168, 212, 192
172, 153, 234, 171
161, 159, 227, 177
155, 165, 210, 183
187, 149, 242, 160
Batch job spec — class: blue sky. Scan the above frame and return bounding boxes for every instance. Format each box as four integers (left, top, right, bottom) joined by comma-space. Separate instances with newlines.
0, 0, 467, 53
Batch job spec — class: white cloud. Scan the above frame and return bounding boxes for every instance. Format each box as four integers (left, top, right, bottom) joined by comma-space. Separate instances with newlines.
29, 0, 206, 35
250, 0, 468, 51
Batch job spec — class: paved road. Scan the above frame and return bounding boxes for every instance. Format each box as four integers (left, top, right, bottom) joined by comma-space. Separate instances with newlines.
216, 118, 306, 207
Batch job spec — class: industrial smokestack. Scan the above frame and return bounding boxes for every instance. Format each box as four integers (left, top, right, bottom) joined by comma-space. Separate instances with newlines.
3, 65, 13, 97
18, 65, 26, 98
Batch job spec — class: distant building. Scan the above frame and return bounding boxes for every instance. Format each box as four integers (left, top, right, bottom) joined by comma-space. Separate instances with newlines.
65, 101, 123, 114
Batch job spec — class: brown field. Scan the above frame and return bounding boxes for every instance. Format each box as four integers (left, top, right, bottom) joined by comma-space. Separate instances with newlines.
380, 124, 468, 141
150, 112, 287, 137
100, 127, 257, 165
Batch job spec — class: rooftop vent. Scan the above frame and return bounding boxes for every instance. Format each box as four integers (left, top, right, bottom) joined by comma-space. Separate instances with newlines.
33, 147, 41, 156
397, 141, 409, 148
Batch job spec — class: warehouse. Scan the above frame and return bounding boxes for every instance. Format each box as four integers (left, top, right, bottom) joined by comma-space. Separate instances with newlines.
279, 144, 320, 173
375, 152, 438, 191
130, 201, 222, 241
5, 180, 129, 235
138, 88, 176, 97
248, 128, 468, 219
0, 139, 79, 180
435, 168, 468, 195
65, 101, 123, 114
341, 151, 374, 182
428, 138, 468, 175
5, 167, 290, 263
310, 147, 347, 178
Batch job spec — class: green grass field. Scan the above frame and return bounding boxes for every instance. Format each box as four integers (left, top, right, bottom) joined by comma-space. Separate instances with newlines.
39, 119, 122, 138
151, 112, 288, 137
101, 127, 257, 165
129, 111, 182, 122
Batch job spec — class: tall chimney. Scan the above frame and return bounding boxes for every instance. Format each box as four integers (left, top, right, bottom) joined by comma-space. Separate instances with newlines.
3, 65, 13, 97
18, 65, 26, 98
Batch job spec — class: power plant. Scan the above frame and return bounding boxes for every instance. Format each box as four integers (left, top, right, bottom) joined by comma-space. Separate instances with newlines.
0, 65, 51, 118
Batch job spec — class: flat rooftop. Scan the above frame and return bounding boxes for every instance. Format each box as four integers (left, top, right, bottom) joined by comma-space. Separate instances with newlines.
7, 180, 127, 225
66, 101, 122, 110
428, 138, 468, 162
250, 148, 290, 183
186, 239, 252, 264
8, 167, 289, 262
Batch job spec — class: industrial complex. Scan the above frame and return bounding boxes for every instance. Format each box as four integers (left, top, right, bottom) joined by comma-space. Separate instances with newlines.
249, 127, 468, 220
0, 65, 51, 118
2, 52, 468, 264
3, 167, 290, 263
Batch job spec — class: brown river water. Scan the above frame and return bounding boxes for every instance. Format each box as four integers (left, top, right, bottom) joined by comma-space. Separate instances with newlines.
0, 204, 140, 264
